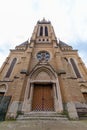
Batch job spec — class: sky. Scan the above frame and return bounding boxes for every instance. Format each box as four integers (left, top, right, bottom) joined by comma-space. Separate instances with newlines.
0, 0, 87, 67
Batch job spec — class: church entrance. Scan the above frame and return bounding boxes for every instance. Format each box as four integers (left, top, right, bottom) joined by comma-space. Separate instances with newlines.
32, 84, 54, 111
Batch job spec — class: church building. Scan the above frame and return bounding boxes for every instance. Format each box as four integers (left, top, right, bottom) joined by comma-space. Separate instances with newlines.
0, 19, 87, 120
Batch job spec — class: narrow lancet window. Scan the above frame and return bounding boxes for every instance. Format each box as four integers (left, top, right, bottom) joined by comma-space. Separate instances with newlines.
5, 58, 17, 78
39, 26, 43, 36
70, 58, 81, 78
45, 26, 48, 36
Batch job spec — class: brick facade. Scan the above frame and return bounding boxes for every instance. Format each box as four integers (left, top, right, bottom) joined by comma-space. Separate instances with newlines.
0, 19, 87, 119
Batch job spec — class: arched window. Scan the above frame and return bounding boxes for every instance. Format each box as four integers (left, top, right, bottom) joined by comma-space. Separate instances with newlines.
39, 26, 43, 36
45, 26, 48, 36
5, 58, 17, 78
70, 58, 81, 78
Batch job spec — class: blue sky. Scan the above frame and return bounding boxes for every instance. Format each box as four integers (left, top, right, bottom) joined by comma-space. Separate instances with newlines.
0, 0, 87, 67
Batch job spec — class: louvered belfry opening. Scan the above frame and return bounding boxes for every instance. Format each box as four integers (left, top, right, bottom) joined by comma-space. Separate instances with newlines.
39, 26, 43, 36
32, 84, 54, 111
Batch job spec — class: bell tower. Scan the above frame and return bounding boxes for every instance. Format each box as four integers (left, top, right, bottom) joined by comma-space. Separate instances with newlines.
21, 18, 63, 114
31, 18, 57, 43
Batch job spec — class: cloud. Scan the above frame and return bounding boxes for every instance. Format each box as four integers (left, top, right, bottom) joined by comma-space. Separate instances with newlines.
72, 40, 87, 66
0, 42, 10, 67
0, 0, 87, 67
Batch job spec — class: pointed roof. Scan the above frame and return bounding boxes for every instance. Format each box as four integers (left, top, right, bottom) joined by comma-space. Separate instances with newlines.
18, 40, 28, 46
59, 40, 70, 46
15, 40, 29, 50
59, 40, 73, 50
37, 18, 51, 24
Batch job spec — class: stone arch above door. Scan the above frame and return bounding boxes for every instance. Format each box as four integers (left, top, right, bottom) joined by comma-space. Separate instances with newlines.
29, 63, 57, 82
35, 71, 51, 80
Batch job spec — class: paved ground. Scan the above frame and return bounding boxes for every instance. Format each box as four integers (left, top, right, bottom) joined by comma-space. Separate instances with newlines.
0, 120, 87, 130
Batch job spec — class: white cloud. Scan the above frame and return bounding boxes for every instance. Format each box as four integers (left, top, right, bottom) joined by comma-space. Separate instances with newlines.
0, 0, 87, 67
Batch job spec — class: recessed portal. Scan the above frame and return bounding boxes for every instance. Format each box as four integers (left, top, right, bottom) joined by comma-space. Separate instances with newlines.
32, 84, 54, 111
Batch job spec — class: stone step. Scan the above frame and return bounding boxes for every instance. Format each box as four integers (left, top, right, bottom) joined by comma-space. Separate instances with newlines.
17, 116, 68, 120
79, 117, 87, 120
23, 113, 66, 117
17, 112, 68, 120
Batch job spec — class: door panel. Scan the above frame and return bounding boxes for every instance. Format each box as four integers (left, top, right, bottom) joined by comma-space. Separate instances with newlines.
32, 86, 43, 111
43, 86, 54, 111
0, 96, 11, 121
32, 84, 54, 111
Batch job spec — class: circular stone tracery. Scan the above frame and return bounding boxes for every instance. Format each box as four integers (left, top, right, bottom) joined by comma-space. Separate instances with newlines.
37, 51, 50, 61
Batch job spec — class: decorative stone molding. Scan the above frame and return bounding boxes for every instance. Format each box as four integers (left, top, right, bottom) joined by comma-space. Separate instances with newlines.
57, 69, 66, 75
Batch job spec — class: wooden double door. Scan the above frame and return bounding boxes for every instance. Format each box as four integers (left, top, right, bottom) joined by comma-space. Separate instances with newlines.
32, 84, 54, 111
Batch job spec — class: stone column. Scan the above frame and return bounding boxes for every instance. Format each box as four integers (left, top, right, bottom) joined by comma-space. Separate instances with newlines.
55, 52, 64, 71
43, 25, 45, 36
67, 102, 79, 120
28, 83, 34, 112
56, 79, 63, 113
22, 81, 34, 113
22, 78, 30, 112
53, 81, 63, 113
53, 83, 59, 111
